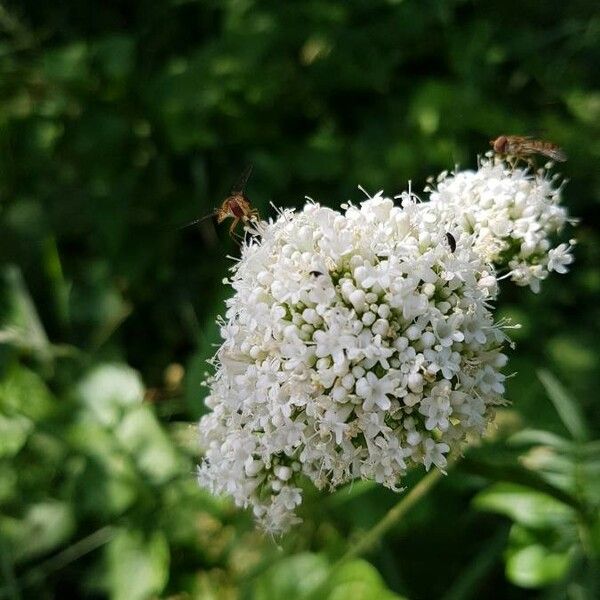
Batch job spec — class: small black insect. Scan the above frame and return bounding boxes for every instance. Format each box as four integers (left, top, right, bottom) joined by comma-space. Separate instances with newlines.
445, 232, 456, 253
309, 270, 324, 277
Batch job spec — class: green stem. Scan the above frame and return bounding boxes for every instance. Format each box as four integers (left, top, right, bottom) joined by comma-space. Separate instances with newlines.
337, 466, 446, 564
0, 526, 116, 599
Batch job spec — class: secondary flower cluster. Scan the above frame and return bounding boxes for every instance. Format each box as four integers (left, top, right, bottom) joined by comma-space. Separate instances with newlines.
197, 157, 574, 533
427, 157, 575, 292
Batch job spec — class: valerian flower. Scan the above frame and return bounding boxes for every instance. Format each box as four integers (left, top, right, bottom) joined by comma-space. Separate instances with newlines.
197, 194, 510, 533
197, 157, 575, 533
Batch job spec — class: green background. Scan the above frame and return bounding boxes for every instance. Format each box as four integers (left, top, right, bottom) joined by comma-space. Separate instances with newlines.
0, 1, 598, 598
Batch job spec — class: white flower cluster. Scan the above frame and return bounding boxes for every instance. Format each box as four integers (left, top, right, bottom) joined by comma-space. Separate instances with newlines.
428, 157, 575, 292
198, 194, 513, 532
197, 157, 575, 533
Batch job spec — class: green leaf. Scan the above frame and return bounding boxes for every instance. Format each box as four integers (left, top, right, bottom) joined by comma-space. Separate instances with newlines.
473, 483, 575, 529
322, 559, 406, 600
538, 370, 589, 442
0, 413, 32, 457
505, 542, 572, 588
106, 529, 169, 600
0, 364, 54, 421
1, 501, 76, 563
252, 553, 405, 600
461, 457, 583, 513
0, 266, 52, 363
508, 429, 574, 452
67, 422, 139, 517
253, 553, 329, 600
115, 406, 181, 484
41, 235, 70, 329
76, 363, 144, 426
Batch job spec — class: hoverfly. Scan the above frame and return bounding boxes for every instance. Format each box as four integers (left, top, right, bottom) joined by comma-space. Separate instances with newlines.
490, 135, 567, 163
179, 165, 259, 239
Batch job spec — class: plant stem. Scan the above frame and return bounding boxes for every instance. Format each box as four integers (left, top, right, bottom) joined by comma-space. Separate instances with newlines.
337, 466, 446, 564
0, 526, 116, 599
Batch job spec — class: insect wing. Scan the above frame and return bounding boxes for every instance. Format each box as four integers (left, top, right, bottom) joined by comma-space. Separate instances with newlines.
508, 136, 567, 162
505, 135, 531, 153
541, 145, 567, 162
230, 164, 253, 195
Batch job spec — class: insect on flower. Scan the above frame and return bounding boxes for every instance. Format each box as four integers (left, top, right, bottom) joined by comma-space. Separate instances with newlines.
179, 165, 259, 239
445, 232, 456, 253
490, 135, 567, 163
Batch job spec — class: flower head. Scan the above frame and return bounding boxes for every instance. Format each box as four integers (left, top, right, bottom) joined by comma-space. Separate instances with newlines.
427, 157, 575, 292
198, 194, 509, 532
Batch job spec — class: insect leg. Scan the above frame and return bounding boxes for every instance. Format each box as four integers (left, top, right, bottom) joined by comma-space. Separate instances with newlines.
178, 212, 216, 230
228, 218, 244, 245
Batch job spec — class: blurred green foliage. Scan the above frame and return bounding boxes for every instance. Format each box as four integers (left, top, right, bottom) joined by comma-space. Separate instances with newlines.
0, 0, 598, 598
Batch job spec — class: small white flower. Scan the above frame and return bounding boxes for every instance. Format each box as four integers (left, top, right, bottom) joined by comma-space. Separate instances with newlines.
422, 438, 450, 471
355, 371, 397, 411
547, 242, 574, 274
419, 395, 452, 431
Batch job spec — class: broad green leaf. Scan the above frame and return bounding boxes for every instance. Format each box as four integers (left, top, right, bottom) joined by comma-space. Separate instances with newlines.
322, 559, 406, 600
538, 370, 589, 442
106, 529, 169, 600
506, 542, 572, 588
473, 483, 575, 529
253, 553, 329, 600
76, 363, 144, 426
0, 364, 54, 421
253, 553, 404, 600
116, 406, 181, 484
